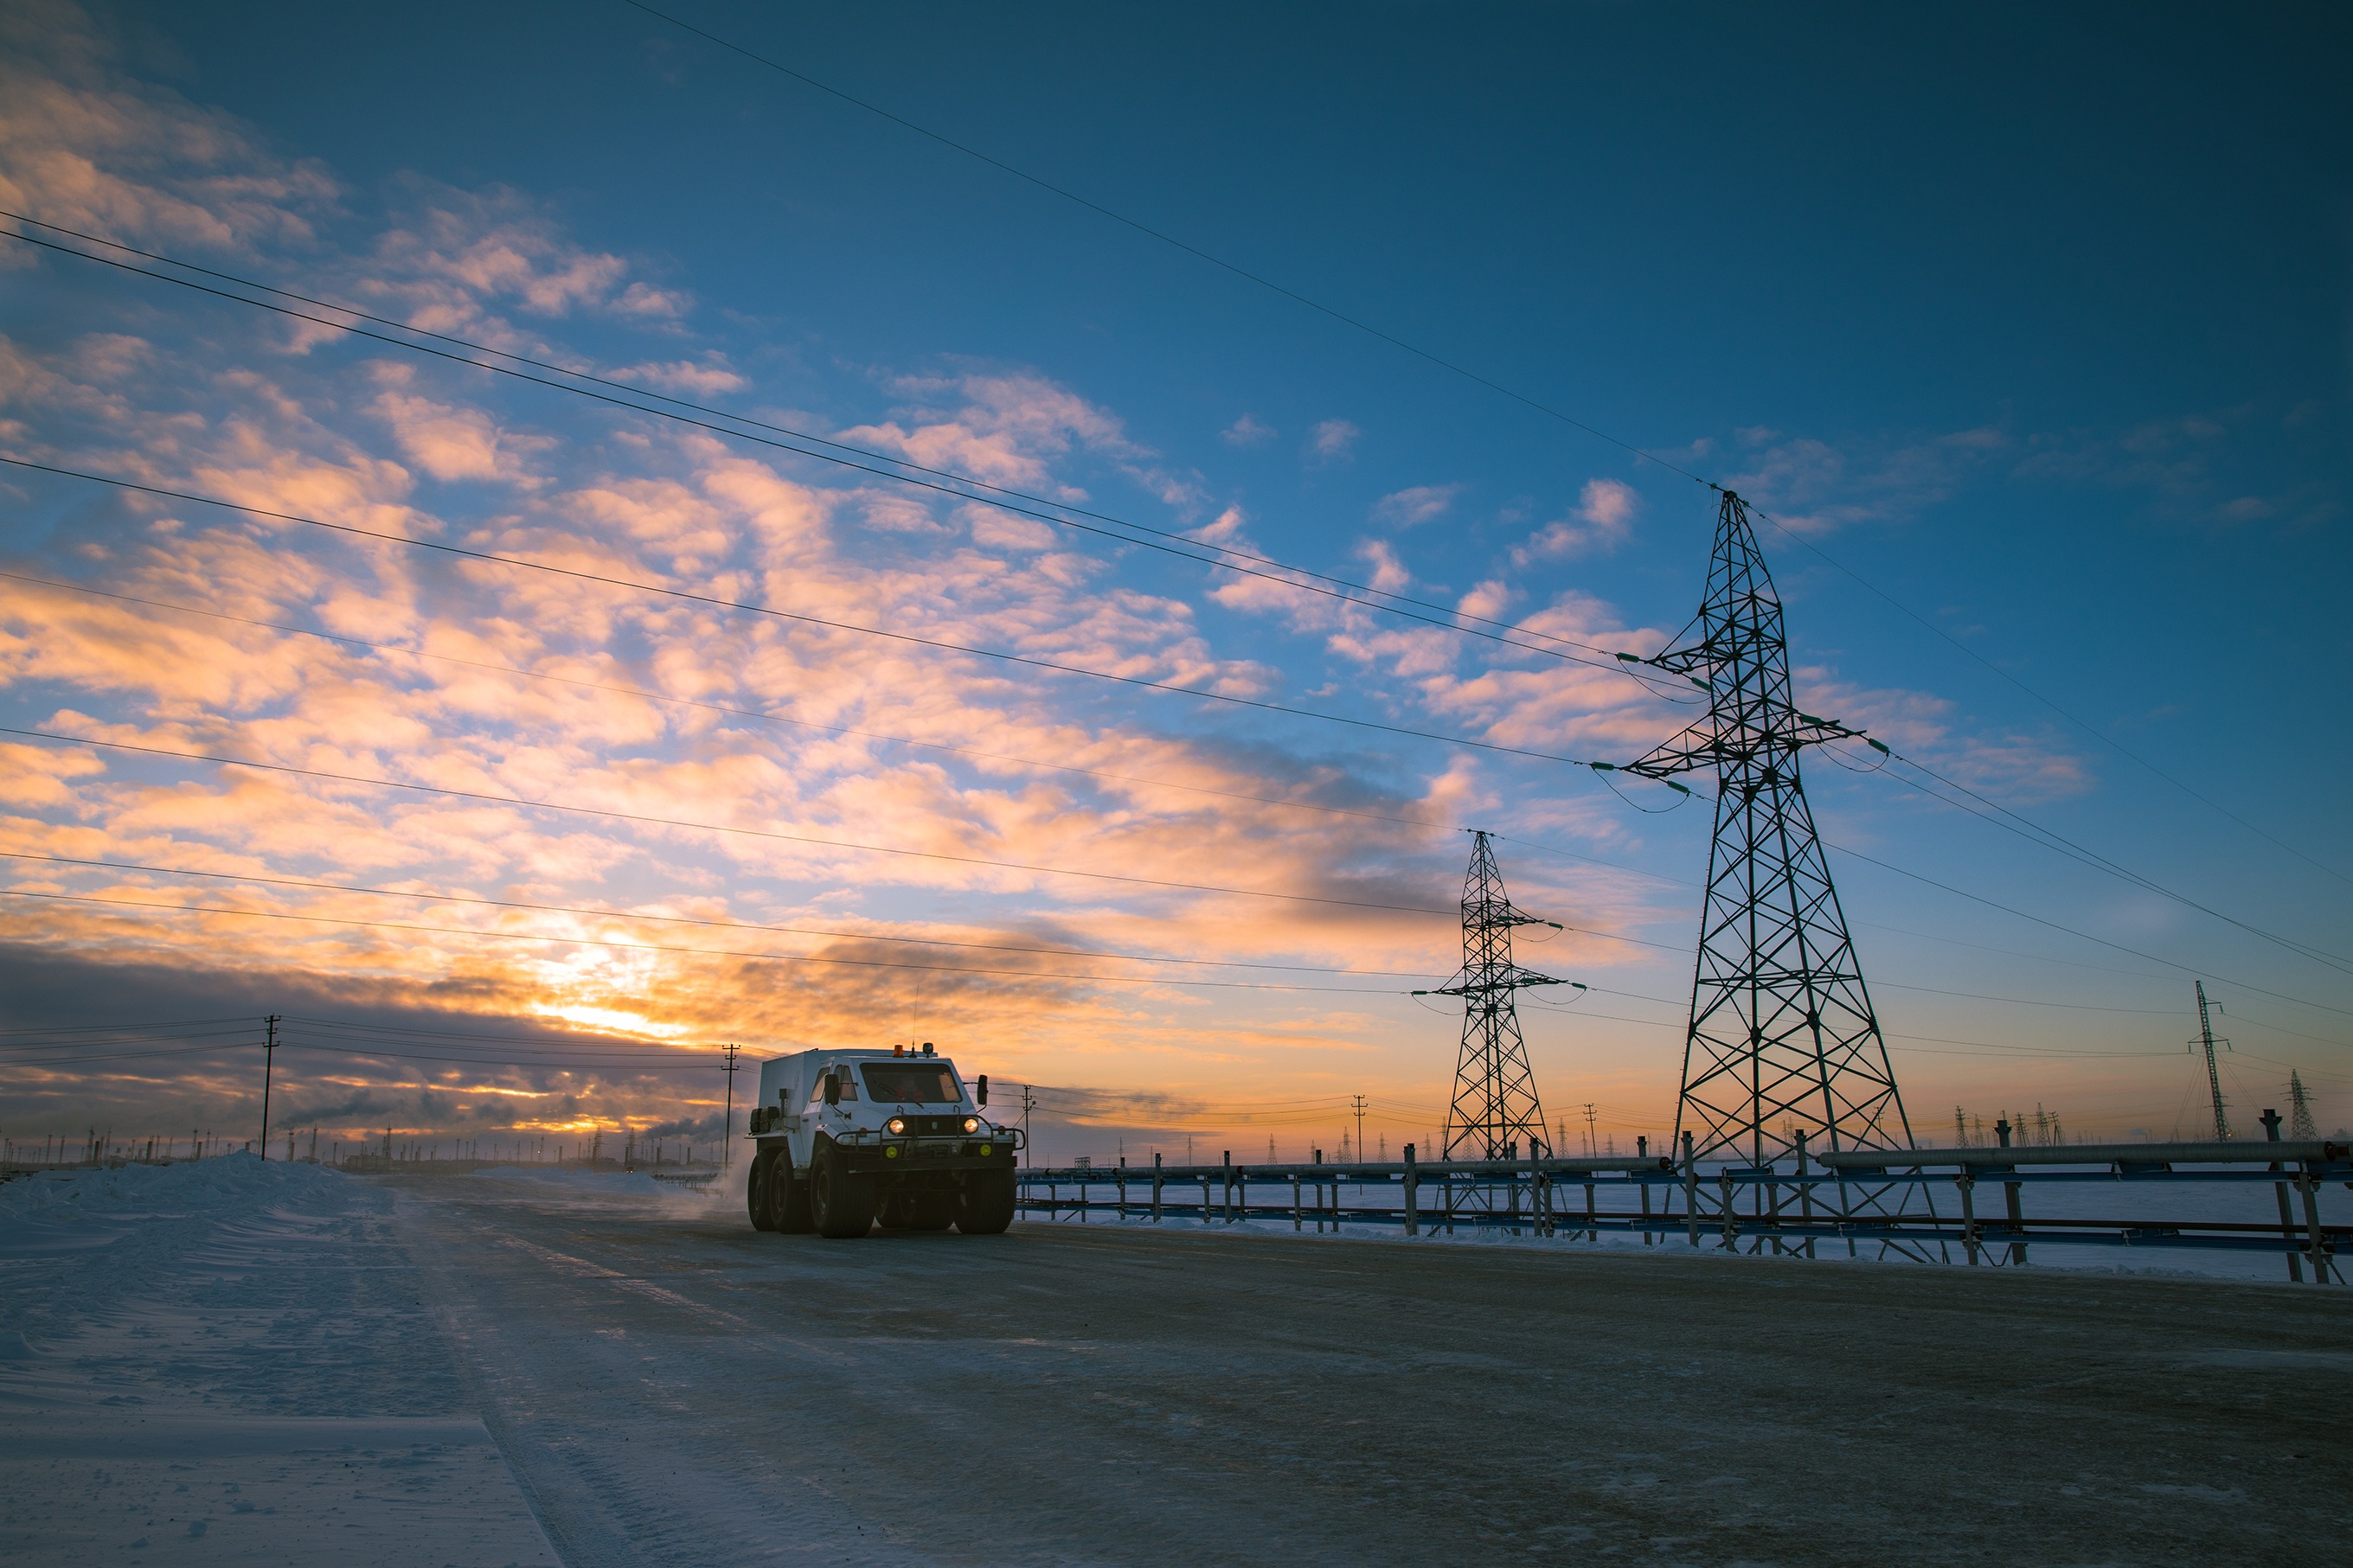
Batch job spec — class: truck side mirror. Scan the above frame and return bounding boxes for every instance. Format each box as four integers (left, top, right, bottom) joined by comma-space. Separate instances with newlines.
976, 1074, 989, 1107
823, 1073, 841, 1107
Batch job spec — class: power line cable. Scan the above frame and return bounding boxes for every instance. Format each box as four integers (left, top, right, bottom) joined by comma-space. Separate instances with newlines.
613, 0, 1708, 488
0, 568, 1507, 837
1823, 840, 2353, 1021
0, 217, 1688, 696
12, 601, 2331, 1024
7, 480, 2335, 1027
29, 566, 2263, 1005
0, 456, 1622, 773
4, 752, 2296, 1025
0, 1039, 713, 1072
0, 723, 1460, 917
606, 6, 2348, 889
28, 233, 2316, 990
0, 1014, 257, 1036
0, 848, 1447, 980
1863, 746, 2352, 975
0, 886, 1421, 994
283, 1014, 699, 1047
1754, 518, 2350, 889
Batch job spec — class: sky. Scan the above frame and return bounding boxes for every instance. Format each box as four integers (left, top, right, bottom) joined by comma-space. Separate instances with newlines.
1, 0, 2348, 1163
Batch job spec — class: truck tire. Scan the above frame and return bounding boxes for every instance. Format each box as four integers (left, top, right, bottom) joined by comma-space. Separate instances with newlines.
747, 1149, 779, 1232
954, 1168, 1017, 1235
768, 1153, 814, 1234
809, 1138, 877, 1238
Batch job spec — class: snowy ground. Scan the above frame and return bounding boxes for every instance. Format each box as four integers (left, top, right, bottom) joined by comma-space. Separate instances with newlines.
6, 1157, 2350, 1565
0, 1156, 555, 1565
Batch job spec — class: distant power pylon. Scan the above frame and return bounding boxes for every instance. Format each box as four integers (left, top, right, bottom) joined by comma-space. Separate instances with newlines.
1425, 831, 1568, 1162
2288, 1070, 2318, 1141
1624, 490, 1925, 1229
2191, 982, 2232, 1140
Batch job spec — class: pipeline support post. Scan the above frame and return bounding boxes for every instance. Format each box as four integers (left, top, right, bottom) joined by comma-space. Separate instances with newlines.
1683, 1130, 1701, 1248
1402, 1144, 1419, 1237
1151, 1150, 1164, 1224
1958, 1173, 1980, 1265
2296, 1166, 2335, 1284
1996, 1117, 2028, 1264
1638, 1136, 1654, 1245
2262, 1110, 2305, 1283
1792, 1130, 1817, 1259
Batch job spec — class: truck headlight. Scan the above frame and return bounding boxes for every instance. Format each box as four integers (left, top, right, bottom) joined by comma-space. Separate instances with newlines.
885, 1117, 907, 1136
962, 1117, 981, 1134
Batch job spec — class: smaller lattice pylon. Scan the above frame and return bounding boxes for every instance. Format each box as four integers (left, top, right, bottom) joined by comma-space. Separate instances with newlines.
1415, 831, 1580, 1167
2288, 1070, 2318, 1141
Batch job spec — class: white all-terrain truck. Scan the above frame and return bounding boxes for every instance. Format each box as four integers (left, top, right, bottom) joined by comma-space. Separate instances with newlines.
743, 1043, 1022, 1238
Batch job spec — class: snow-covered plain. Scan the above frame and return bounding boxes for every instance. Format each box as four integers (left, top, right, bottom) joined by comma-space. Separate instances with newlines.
0, 1155, 557, 1565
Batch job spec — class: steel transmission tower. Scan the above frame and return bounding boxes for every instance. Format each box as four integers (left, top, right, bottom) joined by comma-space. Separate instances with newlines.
1624, 490, 1922, 1196
1431, 832, 1566, 1161
2192, 982, 2232, 1140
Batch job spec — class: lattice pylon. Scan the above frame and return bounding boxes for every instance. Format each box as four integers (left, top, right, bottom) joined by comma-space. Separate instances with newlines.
1625, 490, 1932, 1238
1436, 831, 1561, 1164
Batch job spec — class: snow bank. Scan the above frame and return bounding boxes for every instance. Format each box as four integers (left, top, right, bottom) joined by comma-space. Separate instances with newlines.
0, 1149, 351, 1222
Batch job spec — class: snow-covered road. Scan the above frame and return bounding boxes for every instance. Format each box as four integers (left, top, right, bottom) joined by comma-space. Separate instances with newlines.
7, 1159, 2350, 1565
398, 1168, 2353, 1565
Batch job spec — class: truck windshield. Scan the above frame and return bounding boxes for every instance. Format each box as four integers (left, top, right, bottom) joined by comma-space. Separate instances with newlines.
860, 1064, 961, 1104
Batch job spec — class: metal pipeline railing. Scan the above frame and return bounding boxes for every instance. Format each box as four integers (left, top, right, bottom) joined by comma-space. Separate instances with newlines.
1012, 1139, 2352, 1283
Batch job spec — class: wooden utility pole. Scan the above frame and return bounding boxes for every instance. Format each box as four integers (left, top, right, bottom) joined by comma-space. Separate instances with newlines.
258, 1014, 280, 1159
721, 1043, 741, 1166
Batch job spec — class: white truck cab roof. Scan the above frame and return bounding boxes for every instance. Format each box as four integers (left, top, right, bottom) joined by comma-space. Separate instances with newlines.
754, 1044, 974, 1117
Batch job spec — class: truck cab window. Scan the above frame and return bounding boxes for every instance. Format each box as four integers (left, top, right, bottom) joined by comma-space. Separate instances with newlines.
860, 1064, 961, 1104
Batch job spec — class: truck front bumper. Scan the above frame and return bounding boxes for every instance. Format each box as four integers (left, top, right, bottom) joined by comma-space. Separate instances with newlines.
836, 1137, 1019, 1175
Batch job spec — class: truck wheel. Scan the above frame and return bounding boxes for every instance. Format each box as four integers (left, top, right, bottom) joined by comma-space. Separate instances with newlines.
954, 1168, 1017, 1235
768, 1154, 814, 1234
747, 1149, 779, 1232
809, 1139, 877, 1238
